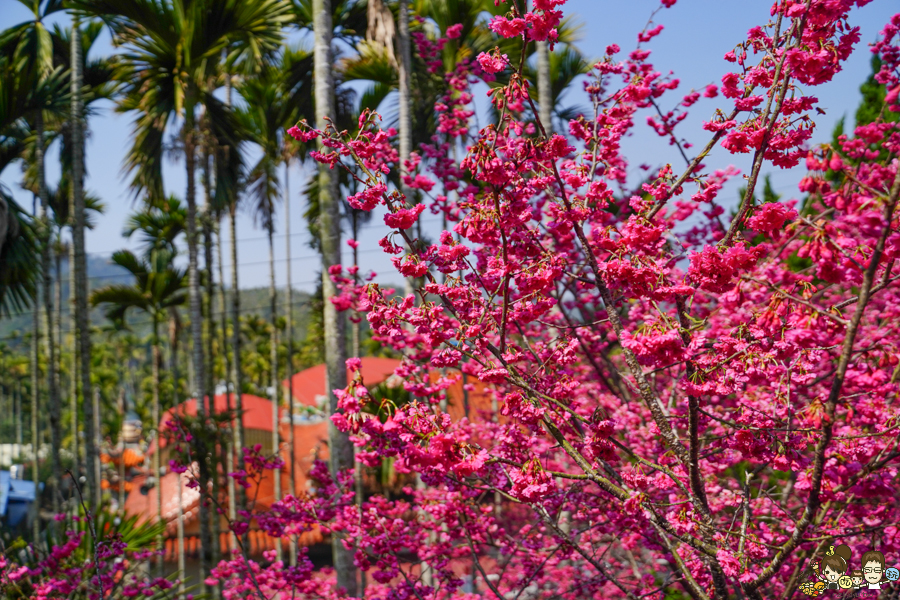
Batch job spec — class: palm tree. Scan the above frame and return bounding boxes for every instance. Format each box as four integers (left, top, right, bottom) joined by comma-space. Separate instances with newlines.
56, 19, 117, 503
217, 42, 256, 547
73, 0, 289, 586
46, 181, 104, 483
21, 181, 108, 517
275, 48, 307, 567
198, 137, 224, 569
51, 235, 65, 475
223, 109, 247, 546
356, 0, 414, 304
1, 0, 74, 516
236, 65, 299, 561
313, 0, 357, 593
220, 11, 297, 556
0, 190, 38, 318
536, 39, 551, 132
274, 50, 318, 540
397, 0, 413, 207
205, 123, 235, 558
2, 9, 116, 517
91, 247, 186, 578
358, 0, 411, 173
218, 37, 291, 556
294, 0, 367, 42
282, 147, 298, 566
344, 0, 491, 259
21, 137, 64, 518
30, 310, 40, 543
124, 195, 187, 404
221, 108, 248, 556
523, 45, 590, 133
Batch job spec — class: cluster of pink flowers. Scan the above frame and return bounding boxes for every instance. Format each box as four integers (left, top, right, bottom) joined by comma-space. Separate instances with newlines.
710, 0, 870, 169
874, 13, 900, 108
1, 527, 173, 599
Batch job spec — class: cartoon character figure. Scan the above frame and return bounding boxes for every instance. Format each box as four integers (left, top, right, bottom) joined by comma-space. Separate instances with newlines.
861, 550, 886, 590
814, 545, 852, 590
799, 581, 826, 597
850, 569, 864, 590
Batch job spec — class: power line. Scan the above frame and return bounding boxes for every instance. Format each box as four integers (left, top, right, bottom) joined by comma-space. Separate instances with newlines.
62, 230, 315, 259
39, 214, 448, 259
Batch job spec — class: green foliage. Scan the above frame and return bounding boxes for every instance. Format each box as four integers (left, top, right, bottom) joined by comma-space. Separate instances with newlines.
297, 280, 325, 368
236, 63, 295, 234
90, 248, 187, 333
786, 252, 813, 274
292, 0, 367, 44
0, 6, 72, 316
78, 504, 165, 556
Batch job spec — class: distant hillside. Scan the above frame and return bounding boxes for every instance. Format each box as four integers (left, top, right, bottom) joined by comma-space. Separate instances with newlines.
0, 254, 130, 344
0, 256, 318, 346
223, 286, 317, 342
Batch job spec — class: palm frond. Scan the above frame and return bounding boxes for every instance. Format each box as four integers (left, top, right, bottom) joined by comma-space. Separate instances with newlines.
123, 195, 187, 256
341, 40, 398, 91
204, 89, 248, 215
0, 190, 39, 316
110, 249, 148, 279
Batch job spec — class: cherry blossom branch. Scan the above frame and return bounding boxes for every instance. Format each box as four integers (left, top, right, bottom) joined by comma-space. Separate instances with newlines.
67, 470, 104, 600
553, 283, 630, 399
745, 168, 900, 593
647, 109, 739, 221
722, 15, 799, 246
831, 272, 900, 310
674, 296, 712, 519
462, 528, 505, 600
534, 506, 641, 600
741, 276, 849, 326
541, 418, 629, 501
649, 521, 711, 600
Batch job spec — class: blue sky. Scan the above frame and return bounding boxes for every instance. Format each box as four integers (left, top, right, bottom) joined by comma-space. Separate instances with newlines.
1, 0, 896, 292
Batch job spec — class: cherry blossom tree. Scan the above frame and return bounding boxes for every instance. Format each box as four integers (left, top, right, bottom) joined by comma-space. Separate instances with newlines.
5, 1, 900, 599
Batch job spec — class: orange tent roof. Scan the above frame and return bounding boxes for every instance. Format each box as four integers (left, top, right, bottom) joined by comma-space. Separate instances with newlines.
123, 470, 202, 535
156, 393, 274, 450
125, 360, 498, 557
428, 369, 496, 422
125, 464, 326, 557
282, 357, 401, 406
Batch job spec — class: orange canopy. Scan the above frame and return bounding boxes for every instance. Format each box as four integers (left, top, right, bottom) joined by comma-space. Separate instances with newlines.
282, 357, 401, 406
